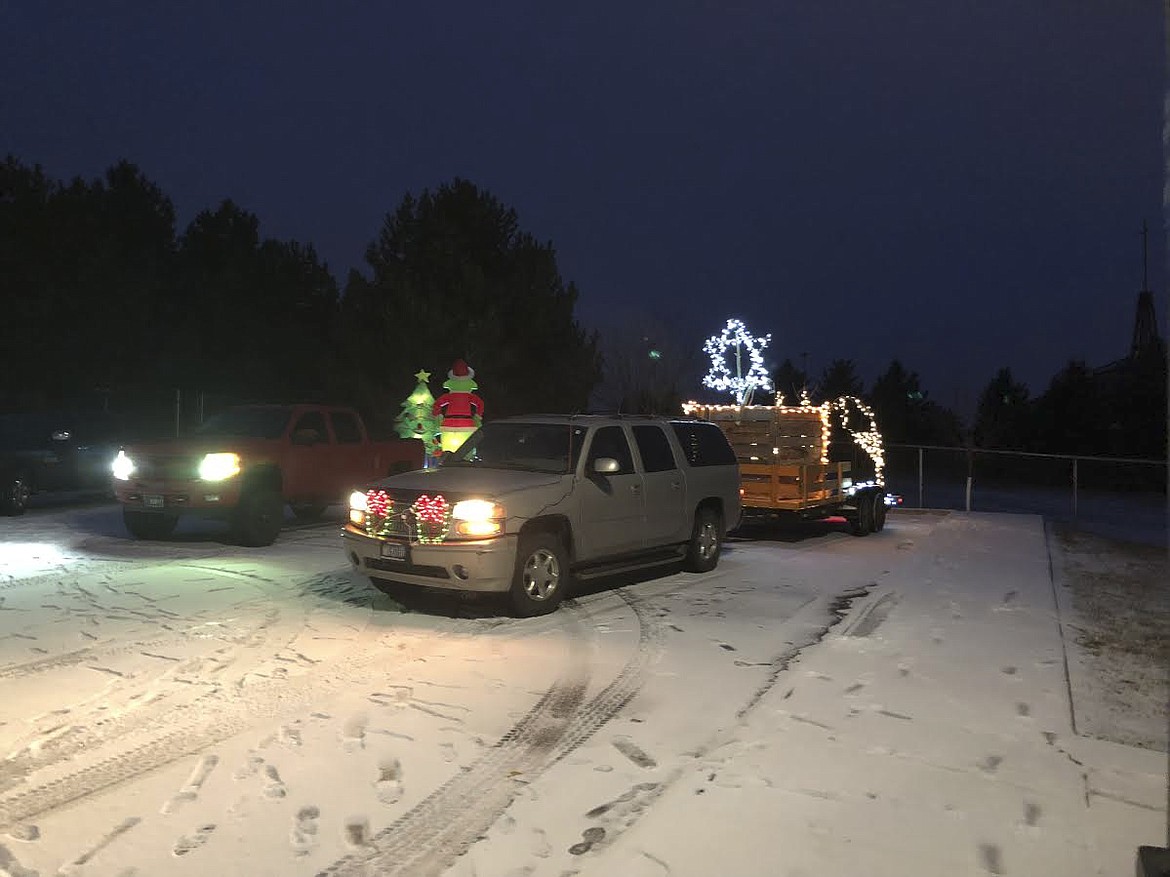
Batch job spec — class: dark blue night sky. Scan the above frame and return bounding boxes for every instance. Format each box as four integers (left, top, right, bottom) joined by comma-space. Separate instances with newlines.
3, 2, 1164, 416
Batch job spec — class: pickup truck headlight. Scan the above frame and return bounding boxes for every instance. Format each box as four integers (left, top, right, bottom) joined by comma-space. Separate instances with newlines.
198, 452, 241, 481
451, 499, 505, 537
112, 450, 136, 481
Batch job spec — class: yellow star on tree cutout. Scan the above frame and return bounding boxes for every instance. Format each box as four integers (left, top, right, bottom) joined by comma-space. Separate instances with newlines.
415, 369, 431, 383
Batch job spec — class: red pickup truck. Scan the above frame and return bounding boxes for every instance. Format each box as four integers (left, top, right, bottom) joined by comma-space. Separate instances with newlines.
112, 404, 423, 546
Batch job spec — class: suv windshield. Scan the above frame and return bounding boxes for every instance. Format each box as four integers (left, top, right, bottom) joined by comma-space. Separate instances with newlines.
195, 406, 292, 439
445, 422, 584, 474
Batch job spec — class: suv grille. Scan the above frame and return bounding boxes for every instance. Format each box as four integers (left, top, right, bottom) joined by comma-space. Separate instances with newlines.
364, 489, 452, 543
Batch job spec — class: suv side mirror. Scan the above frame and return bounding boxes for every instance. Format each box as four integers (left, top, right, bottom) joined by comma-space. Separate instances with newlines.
592, 457, 620, 475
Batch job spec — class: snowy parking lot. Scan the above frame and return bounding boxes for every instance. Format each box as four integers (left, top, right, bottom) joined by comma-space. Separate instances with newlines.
0, 503, 1164, 877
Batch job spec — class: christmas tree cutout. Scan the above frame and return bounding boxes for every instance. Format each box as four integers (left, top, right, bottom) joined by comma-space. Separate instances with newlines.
395, 370, 443, 462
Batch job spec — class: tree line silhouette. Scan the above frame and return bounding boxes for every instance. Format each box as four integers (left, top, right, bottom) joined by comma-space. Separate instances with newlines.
2, 155, 1164, 459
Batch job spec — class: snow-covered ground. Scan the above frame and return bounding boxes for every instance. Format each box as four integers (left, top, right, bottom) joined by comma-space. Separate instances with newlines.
0, 504, 1164, 877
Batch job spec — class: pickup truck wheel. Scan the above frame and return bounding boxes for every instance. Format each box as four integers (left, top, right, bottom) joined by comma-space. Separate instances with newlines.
684, 507, 723, 573
850, 493, 874, 536
123, 508, 179, 540
873, 494, 887, 532
1, 471, 30, 516
290, 502, 327, 522
235, 489, 284, 547
510, 533, 567, 617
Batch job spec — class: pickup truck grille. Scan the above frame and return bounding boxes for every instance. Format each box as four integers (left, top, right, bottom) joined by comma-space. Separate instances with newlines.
134, 456, 199, 481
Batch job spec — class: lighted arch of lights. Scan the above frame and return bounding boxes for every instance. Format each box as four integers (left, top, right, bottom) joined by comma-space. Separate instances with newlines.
829, 395, 885, 483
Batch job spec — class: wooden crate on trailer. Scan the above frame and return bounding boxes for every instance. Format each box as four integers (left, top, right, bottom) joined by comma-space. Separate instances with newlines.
688, 405, 825, 465
739, 461, 851, 510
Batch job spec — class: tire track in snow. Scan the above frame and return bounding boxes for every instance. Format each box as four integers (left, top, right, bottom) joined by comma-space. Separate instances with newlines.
0, 608, 475, 829
0, 570, 292, 796
0, 563, 289, 685
559, 583, 882, 865
318, 589, 663, 877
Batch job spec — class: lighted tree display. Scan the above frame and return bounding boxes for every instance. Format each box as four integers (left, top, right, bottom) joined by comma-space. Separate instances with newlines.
394, 369, 442, 461
701, 318, 773, 405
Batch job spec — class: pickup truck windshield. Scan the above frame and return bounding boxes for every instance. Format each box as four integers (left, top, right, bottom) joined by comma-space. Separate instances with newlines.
195, 406, 292, 440
445, 422, 584, 474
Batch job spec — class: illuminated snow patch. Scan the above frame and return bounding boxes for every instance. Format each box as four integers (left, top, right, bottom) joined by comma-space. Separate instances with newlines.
0, 542, 71, 576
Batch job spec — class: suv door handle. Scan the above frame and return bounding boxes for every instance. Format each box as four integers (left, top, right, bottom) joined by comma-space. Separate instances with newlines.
631, 484, 642, 493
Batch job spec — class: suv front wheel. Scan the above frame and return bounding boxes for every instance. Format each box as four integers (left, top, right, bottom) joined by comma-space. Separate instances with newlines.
510, 532, 567, 617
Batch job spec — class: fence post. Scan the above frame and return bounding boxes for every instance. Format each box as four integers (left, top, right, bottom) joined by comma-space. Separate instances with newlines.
918, 446, 924, 509
1072, 457, 1079, 519
965, 447, 973, 512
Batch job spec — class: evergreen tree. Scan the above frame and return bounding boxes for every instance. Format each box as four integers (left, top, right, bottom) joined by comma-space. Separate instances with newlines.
771, 359, 808, 405
817, 359, 864, 402
870, 359, 920, 443
973, 367, 1031, 449
1032, 360, 1103, 455
341, 179, 601, 417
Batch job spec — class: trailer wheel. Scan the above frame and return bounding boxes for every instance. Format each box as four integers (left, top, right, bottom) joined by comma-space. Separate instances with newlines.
850, 493, 874, 537
684, 506, 723, 572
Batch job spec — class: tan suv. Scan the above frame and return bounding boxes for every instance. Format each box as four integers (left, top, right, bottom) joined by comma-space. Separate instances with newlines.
342, 414, 742, 616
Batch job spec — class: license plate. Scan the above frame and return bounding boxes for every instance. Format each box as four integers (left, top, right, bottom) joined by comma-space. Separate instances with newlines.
144, 494, 164, 509
380, 541, 408, 561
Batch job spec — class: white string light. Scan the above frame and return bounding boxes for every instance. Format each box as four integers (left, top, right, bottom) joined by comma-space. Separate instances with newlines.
831, 396, 885, 482
701, 318, 773, 405
682, 395, 885, 482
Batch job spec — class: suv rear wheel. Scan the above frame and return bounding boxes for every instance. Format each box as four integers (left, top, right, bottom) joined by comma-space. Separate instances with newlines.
510, 532, 567, 617
684, 506, 722, 573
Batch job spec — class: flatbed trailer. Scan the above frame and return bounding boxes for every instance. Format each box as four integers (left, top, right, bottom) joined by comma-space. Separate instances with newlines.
682, 400, 889, 535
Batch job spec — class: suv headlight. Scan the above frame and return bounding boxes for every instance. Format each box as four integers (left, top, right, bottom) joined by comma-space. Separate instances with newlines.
349, 490, 368, 526
451, 499, 505, 537
112, 450, 136, 481
198, 453, 241, 481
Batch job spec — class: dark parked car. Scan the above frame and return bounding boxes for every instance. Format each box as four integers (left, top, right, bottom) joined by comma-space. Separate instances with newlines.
0, 410, 126, 515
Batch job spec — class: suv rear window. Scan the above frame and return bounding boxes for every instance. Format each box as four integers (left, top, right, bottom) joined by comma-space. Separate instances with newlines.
670, 422, 737, 467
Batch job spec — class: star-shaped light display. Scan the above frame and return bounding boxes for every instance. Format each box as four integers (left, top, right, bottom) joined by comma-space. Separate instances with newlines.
701, 318, 773, 405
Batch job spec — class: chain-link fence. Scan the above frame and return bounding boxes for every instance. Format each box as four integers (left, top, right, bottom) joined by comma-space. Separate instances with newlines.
885, 444, 1167, 545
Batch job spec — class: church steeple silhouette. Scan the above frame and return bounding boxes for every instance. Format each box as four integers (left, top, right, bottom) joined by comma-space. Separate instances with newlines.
1130, 219, 1164, 360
